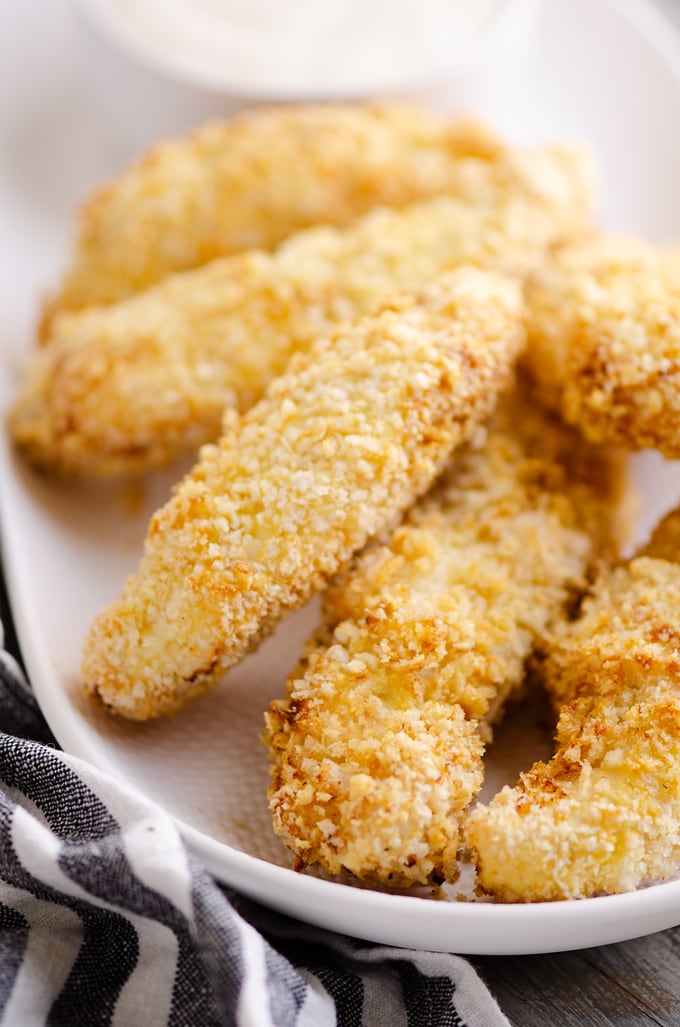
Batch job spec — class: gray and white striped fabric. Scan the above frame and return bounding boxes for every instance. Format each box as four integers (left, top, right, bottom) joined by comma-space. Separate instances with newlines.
0, 618, 509, 1027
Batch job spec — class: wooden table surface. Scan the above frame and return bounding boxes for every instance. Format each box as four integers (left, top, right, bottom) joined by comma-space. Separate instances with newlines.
471, 930, 680, 1025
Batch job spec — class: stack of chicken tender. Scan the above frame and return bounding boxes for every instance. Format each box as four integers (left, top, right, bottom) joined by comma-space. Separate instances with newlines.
10, 102, 680, 903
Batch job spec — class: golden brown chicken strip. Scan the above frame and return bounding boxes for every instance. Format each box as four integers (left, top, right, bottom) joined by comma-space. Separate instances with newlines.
465, 519, 680, 902
523, 234, 680, 457
263, 389, 628, 888
82, 269, 524, 721
641, 504, 680, 562
42, 102, 594, 324
10, 138, 596, 480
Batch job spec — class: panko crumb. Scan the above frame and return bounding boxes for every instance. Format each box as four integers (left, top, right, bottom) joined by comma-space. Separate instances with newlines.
11, 132, 596, 480
264, 387, 629, 888
466, 551, 680, 902
42, 102, 595, 322
524, 233, 680, 456
82, 269, 524, 721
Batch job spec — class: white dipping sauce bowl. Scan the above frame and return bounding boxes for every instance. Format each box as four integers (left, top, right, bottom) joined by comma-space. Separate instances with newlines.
74, 0, 542, 145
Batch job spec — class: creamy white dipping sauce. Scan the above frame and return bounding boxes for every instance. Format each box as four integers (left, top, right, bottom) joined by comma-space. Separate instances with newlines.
87, 0, 520, 97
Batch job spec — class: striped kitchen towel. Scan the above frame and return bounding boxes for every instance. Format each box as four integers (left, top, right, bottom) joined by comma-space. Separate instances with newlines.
0, 616, 508, 1027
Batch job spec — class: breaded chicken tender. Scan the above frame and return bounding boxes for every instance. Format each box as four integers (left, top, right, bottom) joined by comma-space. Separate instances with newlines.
11, 137, 596, 479
82, 269, 524, 721
465, 531, 680, 902
42, 102, 595, 323
641, 504, 680, 562
263, 390, 628, 888
524, 234, 680, 457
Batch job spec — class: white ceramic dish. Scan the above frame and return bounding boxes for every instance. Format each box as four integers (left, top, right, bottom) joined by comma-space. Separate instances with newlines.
76, 0, 541, 101
3, 0, 680, 956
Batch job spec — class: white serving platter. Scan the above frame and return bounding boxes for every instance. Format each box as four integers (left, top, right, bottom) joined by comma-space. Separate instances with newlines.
3, 0, 680, 955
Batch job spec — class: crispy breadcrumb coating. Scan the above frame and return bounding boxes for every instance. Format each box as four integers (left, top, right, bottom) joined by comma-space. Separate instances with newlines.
523, 234, 680, 456
12, 137, 596, 480
641, 504, 680, 562
263, 389, 628, 888
42, 102, 595, 322
82, 269, 524, 721
466, 551, 680, 902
